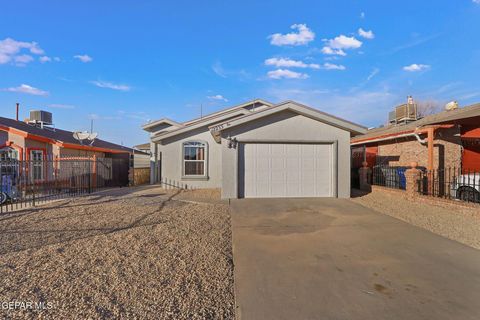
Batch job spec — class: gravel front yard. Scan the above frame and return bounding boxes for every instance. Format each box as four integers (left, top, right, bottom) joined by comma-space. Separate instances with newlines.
351, 189, 480, 250
0, 186, 234, 319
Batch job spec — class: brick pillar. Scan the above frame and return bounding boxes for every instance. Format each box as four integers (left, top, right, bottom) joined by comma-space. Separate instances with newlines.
358, 161, 372, 192
404, 161, 421, 199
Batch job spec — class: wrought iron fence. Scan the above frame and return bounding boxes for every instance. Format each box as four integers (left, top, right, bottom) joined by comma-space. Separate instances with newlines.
418, 168, 480, 204
371, 166, 409, 190
0, 157, 128, 213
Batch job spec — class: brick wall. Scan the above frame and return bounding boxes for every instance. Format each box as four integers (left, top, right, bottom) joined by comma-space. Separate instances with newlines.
376, 126, 462, 169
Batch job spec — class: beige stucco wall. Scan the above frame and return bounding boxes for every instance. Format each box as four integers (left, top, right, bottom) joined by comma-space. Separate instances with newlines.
220, 110, 351, 199
156, 127, 222, 189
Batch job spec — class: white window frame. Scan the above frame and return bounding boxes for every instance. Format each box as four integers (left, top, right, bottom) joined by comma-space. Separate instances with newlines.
30, 150, 44, 181
0, 148, 18, 161
182, 141, 208, 178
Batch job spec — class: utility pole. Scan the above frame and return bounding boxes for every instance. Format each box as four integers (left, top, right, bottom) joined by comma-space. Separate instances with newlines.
90, 119, 94, 133
200, 104, 203, 119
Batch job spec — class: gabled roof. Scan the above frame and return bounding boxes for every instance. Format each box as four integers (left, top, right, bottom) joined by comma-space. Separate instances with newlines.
351, 102, 480, 144
134, 142, 150, 150
152, 109, 252, 142
0, 116, 133, 153
210, 100, 368, 135
142, 118, 183, 132
150, 99, 274, 143
182, 99, 273, 126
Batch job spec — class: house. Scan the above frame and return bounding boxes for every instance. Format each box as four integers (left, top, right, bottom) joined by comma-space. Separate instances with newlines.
143, 99, 367, 199
0, 109, 137, 186
351, 99, 480, 172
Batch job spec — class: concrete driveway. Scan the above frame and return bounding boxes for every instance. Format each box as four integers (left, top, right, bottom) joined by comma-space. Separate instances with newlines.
230, 198, 480, 320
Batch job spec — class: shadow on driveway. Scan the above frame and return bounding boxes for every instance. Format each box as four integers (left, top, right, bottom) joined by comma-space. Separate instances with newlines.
230, 197, 480, 320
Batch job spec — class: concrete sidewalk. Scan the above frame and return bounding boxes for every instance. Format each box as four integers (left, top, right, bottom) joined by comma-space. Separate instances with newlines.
230, 198, 480, 320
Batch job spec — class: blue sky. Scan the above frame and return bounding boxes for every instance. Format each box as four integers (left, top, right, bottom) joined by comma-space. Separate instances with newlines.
1, 0, 480, 146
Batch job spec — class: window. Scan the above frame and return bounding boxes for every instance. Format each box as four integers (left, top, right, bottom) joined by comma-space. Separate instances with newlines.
183, 141, 207, 176
0, 148, 18, 161
30, 150, 44, 181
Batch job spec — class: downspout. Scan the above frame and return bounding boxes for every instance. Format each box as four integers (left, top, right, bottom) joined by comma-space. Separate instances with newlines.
413, 132, 427, 144
351, 131, 427, 146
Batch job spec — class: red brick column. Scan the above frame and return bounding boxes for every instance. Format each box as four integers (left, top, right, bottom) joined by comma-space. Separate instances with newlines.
358, 161, 372, 192
404, 161, 421, 199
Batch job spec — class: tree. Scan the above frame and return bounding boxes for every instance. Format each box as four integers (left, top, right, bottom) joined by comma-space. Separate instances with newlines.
416, 100, 443, 118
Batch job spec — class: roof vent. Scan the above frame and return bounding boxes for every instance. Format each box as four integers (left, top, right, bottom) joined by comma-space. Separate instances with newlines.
444, 101, 458, 111
29, 110, 53, 126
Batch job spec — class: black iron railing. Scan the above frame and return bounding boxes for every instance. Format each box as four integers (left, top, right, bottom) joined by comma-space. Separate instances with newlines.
418, 168, 480, 204
0, 157, 128, 213
371, 166, 409, 190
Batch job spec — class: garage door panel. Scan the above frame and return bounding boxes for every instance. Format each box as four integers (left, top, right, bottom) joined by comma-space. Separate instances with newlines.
242, 143, 333, 198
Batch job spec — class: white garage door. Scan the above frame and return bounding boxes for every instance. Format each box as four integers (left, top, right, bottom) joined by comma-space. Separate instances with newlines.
241, 143, 334, 198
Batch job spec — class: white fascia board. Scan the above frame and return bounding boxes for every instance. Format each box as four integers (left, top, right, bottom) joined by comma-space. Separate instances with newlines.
210, 101, 368, 135
152, 109, 252, 142
142, 118, 183, 132
182, 99, 274, 126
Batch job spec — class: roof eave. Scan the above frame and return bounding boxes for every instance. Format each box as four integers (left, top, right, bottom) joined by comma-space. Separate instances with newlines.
210, 101, 368, 135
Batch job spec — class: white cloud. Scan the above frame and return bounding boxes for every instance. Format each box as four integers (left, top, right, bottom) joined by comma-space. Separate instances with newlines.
266, 86, 395, 126
358, 28, 375, 39
322, 63, 346, 70
403, 63, 430, 72
327, 35, 362, 49
212, 61, 227, 78
269, 24, 315, 46
367, 68, 380, 81
360, 12, 365, 19
91, 80, 131, 91
0, 37, 44, 65
321, 35, 362, 56
14, 54, 34, 65
1, 84, 49, 96
207, 94, 228, 102
48, 103, 75, 109
39, 56, 51, 63
321, 47, 346, 56
74, 54, 93, 63
265, 57, 320, 69
267, 69, 309, 79
473, 0, 480, 4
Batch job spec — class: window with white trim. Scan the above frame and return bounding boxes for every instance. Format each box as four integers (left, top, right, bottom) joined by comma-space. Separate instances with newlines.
0, 148, 18, 161
30, 150, 44, 181
183, 141, 207, 176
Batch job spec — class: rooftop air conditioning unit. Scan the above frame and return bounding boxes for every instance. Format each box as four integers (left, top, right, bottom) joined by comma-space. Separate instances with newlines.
388, 96, 418, 124
29, 110, 53, 125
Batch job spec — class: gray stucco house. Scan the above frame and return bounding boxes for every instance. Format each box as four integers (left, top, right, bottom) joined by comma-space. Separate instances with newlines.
142, 99, 366, 199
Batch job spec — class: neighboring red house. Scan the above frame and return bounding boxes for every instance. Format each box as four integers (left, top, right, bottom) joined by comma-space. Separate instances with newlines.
0, 110, 135, 185
351, 101, 480, 172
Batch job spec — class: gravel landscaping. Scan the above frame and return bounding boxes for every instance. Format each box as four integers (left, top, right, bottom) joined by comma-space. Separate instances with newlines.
351, 189, 480, 250
0, 186, 234, 319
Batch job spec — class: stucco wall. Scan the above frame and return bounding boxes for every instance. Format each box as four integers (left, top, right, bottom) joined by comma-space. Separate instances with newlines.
220, 110, 351, 199
59, 148, 105, 159
0, 131, 8, 145
376, 126, 462, 169
155, 127, 222, 189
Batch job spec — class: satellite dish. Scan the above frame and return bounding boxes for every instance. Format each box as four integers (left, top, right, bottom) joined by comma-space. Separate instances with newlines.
445, 101, 458, 111
73, 131, 98, 145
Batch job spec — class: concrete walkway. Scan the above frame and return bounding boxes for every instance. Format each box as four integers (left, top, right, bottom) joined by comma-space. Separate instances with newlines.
230, 198, 480, 320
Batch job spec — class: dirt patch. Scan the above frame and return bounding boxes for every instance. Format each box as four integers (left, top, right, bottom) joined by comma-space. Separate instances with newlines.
351, 189, 480, 250
0, 186, 234, 319
174, 188, 222, 204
